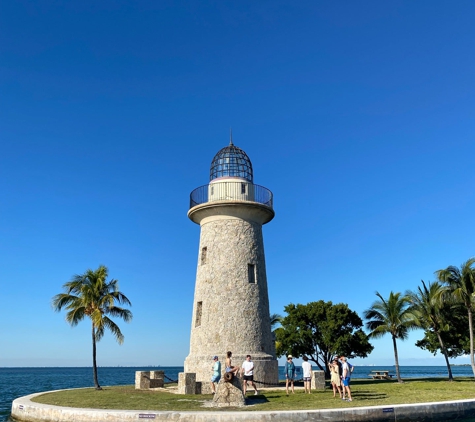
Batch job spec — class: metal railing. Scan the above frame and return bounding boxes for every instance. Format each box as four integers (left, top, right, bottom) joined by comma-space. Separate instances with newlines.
189, 182, 273, 209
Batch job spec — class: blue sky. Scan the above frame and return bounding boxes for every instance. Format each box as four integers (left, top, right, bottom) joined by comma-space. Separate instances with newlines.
1, 1, 474, 367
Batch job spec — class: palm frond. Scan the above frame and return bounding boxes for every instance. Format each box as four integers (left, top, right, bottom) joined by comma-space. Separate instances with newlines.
52, 265, 133, 344
102, 316, 125, 344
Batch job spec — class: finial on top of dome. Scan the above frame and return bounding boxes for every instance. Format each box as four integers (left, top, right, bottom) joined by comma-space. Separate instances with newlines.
229, 128, 233, 146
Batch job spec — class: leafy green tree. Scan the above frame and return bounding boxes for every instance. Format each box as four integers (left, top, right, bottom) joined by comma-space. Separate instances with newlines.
364, 291, 417, 383
436, 258, 475, 378
406, 281, 453, 381
52, 265, 132, 389
275, 301, 373, 378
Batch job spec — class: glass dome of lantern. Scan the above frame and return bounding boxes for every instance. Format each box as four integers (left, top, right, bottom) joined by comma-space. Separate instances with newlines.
209, 138, 253, 183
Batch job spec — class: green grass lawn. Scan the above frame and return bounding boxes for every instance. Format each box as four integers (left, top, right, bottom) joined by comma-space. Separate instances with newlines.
31, 379, 475, 412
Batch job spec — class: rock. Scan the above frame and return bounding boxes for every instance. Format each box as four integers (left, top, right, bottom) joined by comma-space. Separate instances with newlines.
211, 376, 245, 407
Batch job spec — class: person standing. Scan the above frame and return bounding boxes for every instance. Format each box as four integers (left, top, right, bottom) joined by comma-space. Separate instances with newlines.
335, 355, 343, 380
241, 354, 258, 395
284, 355, 296, 395
210, 355, 221, 394
340, 356, 352, 402
329, 358, 342, 398
301, 356, 312, 394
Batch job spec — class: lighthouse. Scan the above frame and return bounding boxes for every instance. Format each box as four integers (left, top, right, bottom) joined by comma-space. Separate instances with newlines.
183, 136, 278, 393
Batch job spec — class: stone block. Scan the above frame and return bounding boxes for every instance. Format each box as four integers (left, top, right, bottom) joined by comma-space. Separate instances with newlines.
135, 370, 165, 389
195, 381, 202, 394
178, 372, 198, 395
311, 370, 325, 390
149, 370, 164, 388
135, 371, 150, 389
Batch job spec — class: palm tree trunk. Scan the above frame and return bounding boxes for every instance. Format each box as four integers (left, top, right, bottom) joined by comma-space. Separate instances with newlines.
436, 331, 453, 381
392, 335, 403, 383
92, 323, 101, 390
468, 308, 475, 378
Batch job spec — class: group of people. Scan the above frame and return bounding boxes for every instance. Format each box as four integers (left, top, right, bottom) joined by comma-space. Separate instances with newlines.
329, 355, 353, 402
286, 354, 354, 401
210, 351, 259, 395
211, 352, 354, 401
284, 354, 312, 395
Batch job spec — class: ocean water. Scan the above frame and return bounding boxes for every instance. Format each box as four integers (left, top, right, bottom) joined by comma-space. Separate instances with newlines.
1, 365, 474, 421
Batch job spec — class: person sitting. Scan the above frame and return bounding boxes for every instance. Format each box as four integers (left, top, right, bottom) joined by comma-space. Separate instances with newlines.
225, 351, 240, 375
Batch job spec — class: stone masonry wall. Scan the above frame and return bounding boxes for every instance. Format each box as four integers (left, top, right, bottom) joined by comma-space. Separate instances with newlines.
184, 213, 278, 389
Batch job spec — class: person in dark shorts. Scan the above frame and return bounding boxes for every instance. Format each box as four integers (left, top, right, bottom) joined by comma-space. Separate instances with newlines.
302, 355, 312, 394
240, 354, 258, 395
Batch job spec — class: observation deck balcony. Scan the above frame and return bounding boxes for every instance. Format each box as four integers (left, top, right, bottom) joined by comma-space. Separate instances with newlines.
189, 181, 273, 210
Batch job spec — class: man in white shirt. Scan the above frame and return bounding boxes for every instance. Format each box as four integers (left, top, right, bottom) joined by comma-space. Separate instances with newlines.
301, 355, 312, 394
340, 356, 353, 401
240, 354, 258, 395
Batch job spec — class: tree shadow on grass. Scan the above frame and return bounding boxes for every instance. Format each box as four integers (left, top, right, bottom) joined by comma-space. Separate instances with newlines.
352, 379, 397, 386
245, 395, 270, 405
352, 390, 388, 400
352, 377, 456, 386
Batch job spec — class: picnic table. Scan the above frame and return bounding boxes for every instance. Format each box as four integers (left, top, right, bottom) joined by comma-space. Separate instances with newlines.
369, 370, 394, 380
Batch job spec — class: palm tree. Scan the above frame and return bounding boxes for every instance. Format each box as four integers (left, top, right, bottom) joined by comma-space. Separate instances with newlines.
436, 258, 475, 378
363, 291, 417, 383
270, 313, 282, 331
52, 265, 132, 389
270, 313, 282, 352
406, 280, 453, 381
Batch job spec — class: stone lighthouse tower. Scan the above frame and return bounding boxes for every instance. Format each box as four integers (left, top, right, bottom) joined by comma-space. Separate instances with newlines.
184, 136, 278, 393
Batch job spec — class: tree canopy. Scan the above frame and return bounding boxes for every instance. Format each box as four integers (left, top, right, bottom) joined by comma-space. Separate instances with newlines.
363, 291, 417, 383
407, 280, 455, 380
436, 257, 475, 377
275, 300, 373, 377
415, 304, 469, 358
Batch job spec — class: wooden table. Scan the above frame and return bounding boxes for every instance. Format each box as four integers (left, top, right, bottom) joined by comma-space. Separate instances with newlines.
369, 370, 393, 380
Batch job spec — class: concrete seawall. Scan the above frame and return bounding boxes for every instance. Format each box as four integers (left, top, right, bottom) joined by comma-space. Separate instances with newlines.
11, 390, 475, 422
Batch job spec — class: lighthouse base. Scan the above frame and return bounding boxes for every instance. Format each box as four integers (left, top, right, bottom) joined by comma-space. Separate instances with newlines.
183, 353, 278, 394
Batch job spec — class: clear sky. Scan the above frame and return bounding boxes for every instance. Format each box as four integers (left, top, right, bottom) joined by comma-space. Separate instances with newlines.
1, 1, 474, 368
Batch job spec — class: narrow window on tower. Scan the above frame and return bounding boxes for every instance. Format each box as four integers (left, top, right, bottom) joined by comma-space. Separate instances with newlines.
211, 186, 214, 195
195, 301, 202, 327
248, 264, 256, 284
241, 183, 246, 194
201, 247, 207, 265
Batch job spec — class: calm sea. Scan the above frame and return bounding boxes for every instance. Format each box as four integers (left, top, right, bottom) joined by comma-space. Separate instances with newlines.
1, 365, 474, 422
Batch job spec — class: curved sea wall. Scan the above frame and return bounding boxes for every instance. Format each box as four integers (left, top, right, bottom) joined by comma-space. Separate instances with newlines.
11, 390, 475, 422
